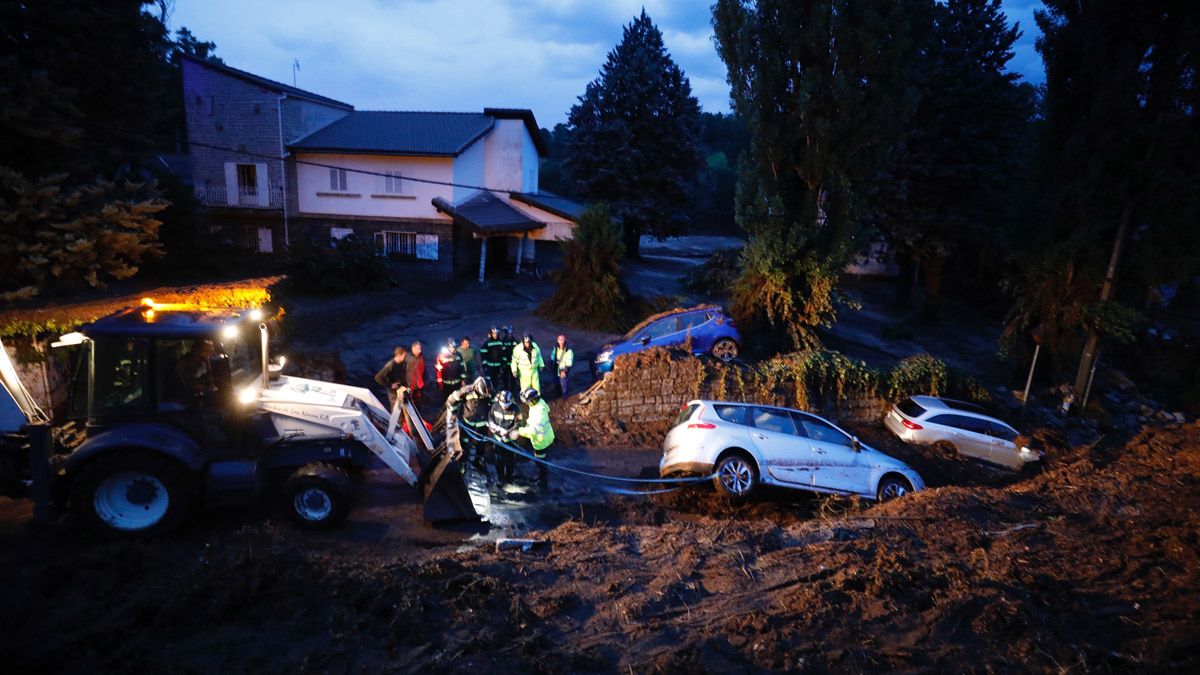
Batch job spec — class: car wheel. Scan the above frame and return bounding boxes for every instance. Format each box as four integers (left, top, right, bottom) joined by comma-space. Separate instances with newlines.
713, 452, 758, 500
710, 338, 739, 362
876, 474, 914, 502
932, 440, 958, 457
72, 450, 198, 537
284, 463, 353, 530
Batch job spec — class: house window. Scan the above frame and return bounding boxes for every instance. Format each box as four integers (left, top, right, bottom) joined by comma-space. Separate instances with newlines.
375, 231, 416, 257
235, 164, 258, 201
330, 227, 355, 244
374, 232, 438, 260
328, 168, 348, 192
384, 171, 404, 194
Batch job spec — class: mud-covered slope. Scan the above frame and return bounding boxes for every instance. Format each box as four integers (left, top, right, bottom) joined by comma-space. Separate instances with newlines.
1, 423, 1198, 673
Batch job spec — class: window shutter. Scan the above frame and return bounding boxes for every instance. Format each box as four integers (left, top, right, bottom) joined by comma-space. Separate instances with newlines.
223, 163, 239, 205
254, 164, 270, 205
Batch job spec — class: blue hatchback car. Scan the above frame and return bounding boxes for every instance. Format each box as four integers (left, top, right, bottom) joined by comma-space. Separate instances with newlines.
592, 306, 742, 377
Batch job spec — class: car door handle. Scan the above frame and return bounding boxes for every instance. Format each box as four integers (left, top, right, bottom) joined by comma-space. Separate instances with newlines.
753, 433, 767, 440
813, 449, 826, 454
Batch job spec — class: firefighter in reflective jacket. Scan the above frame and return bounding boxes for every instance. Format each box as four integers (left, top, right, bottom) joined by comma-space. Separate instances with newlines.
445, 377, 491, 461
510, 333, 544, 393
435, 338, 465, 398
479, 326, 506, 391
487, 389, 521, 483
508, 387, 553, 487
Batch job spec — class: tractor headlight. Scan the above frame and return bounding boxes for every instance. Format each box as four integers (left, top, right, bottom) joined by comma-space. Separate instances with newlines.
248, 308, 264, 321
238, 387, 258, 405
222, 325, 239, 340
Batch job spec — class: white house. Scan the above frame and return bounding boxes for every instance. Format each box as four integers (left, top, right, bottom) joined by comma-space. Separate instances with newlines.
287, 108, 581, 280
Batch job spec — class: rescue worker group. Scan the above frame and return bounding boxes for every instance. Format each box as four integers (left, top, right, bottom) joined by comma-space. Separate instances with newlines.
374, 326, 574, 489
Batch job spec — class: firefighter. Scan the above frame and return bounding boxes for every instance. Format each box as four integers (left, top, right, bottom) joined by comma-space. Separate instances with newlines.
435, 338, 465, 399
507, 387, 554, 488
500, 326, 517, 391
510, 333, 544, 393
444, 377, 492, 462
549, 333, 574, 398
487, 389, 521, 483
479, 326, 506, 391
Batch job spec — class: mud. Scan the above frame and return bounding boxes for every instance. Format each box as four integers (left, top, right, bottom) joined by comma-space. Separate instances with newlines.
1, 422, 1197, 672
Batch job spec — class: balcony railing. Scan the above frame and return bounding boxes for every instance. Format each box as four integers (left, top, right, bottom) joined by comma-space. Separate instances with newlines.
194, 185, 284, 209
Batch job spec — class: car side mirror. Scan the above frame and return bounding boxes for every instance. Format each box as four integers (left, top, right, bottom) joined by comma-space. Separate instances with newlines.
851, 436, 862, 452
639, 334, 651, 345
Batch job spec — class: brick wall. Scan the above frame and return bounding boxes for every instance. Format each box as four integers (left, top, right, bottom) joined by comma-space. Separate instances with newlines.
567, 348, 890, 443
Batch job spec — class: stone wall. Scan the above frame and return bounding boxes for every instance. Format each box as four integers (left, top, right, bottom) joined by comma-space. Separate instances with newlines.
565, 348, 891, 445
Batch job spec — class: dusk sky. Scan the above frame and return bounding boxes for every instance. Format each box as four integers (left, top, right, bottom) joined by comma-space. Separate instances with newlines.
170, 0, 1046, 128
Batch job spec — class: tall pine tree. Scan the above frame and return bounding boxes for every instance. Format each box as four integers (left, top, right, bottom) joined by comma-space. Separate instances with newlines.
565, 10, 702, 257
875, 0, 1035, 322
713, 0, 931, 352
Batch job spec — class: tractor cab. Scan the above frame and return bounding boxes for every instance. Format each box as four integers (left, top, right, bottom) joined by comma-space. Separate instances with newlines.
61, 300, 268, 451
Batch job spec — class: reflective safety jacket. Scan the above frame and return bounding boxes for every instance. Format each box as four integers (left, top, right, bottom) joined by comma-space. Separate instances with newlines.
436, 350, 464, 385
510, 342, 544, 377
551, 346, 574, 373
488, 400, 521, 437
480, 337, 506, 368
517, 399, 554, 454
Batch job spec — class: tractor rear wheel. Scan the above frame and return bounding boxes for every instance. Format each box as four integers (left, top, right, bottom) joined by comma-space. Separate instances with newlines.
283, 463, 353, 530
72, 450, 198, 537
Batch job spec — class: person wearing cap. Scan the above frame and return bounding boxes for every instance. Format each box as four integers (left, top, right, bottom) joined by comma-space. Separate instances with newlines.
479, 326, 506, 392
549, 333, 574, 398
510, 333, 544, 393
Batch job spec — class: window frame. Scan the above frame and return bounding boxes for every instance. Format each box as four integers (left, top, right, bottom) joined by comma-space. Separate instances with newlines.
750, 407, 799, 435
328, 167, 349, 192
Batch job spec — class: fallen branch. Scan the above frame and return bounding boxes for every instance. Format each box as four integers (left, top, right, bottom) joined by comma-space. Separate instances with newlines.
983, 523, 1038, 537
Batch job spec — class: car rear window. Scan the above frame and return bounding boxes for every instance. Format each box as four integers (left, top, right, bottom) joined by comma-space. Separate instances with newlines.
672, 404, 700, 428
713, 404, 747, 425
897, 398, 927, 418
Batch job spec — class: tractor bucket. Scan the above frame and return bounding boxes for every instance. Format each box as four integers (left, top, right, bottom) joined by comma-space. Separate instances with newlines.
419, 447, 479, 522
402, 400, 479, 523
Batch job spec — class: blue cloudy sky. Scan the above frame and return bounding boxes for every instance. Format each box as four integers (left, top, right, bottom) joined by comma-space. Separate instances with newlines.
170, 0, 1046, 128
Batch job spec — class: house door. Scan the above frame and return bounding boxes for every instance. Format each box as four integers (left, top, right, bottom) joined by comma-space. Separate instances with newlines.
257, 227, 273, 253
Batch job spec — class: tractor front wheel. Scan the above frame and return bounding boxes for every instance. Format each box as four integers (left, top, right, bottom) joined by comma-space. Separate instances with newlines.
283, 463, 353, 530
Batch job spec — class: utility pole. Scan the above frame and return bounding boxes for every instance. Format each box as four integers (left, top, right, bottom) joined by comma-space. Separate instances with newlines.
1071, 204, 1132, 408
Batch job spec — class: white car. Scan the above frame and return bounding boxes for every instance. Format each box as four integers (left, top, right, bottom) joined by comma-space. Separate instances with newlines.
883, 395, 1042, 470
660, 400, 924, 501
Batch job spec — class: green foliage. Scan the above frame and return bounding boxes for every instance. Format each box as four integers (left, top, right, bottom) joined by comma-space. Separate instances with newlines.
565, 10, 703, 255
713, 0, 931, 354
683, 248, 741, 297
284, 235, 395, 295
537, 205, 630, 332
0, 170, 166, 300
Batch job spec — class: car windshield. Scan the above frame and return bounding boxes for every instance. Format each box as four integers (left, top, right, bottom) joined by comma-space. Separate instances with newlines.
897, 398, 926, 418
989, 422, 1019, 442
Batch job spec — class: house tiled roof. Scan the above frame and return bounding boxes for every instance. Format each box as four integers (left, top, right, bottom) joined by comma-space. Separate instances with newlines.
510, 191, 584, 222
432, 191, 545, 235
179, 54, 352, 109
288, 111, 496, 156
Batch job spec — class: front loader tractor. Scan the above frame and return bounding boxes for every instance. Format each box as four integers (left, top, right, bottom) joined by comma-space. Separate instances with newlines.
0, 300, 478, 537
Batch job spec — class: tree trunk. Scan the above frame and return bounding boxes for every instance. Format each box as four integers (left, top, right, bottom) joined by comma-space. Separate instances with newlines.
1072, 203, 1133, 405
622, 221, 641, 258
920, 253, 946, 324
894, 249, 916, 308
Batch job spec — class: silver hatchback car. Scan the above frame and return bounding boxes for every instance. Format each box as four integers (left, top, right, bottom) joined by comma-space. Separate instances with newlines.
883, 395, 1042, 470
660, 400, 924, 501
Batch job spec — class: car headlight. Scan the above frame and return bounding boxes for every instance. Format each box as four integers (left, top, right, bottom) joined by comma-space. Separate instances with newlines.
596, 349, 613, 363
238, 387, 258, 405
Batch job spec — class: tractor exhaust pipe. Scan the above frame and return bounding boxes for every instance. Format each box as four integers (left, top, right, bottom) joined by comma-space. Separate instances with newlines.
259, 323, 269, 390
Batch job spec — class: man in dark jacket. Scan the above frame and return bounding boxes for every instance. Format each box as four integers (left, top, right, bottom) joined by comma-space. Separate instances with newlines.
374, 346, 408, 409
487, 389, 522, 483
479, 326, 505, 390
500, 326, 517, 392
436, 338, 465, 399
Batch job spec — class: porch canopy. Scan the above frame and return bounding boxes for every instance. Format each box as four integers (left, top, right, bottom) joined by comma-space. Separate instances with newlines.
432, 191, 545, 281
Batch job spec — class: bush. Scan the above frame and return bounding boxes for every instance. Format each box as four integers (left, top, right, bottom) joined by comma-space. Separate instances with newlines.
537, 205, 630, 332
284, 235, 394, 295
683, 248, 741, 296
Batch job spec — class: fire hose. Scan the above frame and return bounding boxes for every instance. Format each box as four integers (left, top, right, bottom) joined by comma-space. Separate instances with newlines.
458, 424, 718, 495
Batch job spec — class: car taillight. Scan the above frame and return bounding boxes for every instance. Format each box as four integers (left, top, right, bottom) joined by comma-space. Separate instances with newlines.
902, 419, 923, 430
687, 423, 716, 429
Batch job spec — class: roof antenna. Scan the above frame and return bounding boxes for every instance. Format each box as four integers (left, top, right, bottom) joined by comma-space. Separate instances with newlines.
292, 59, 300, 86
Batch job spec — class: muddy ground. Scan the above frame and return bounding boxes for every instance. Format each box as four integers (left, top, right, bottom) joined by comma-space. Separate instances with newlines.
1, 422, 1197, 672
